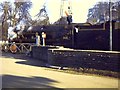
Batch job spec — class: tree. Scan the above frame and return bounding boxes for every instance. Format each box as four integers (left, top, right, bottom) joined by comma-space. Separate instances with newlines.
0, 1, 32, 41
34, 5, 50, 26
87, 2, 110, 24
113, 1, 120, 20
0, 1, 12, 41
87, 1, 120, 24
0, 1, 32, 26
13, 1, 32, 26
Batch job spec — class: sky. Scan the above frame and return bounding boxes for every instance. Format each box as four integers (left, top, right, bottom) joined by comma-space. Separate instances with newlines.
1, 0, 117, 23
30, 0, 102, 23
30, 0, 112, 23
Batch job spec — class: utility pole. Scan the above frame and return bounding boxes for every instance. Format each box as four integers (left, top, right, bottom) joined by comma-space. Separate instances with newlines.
60, 0, 65, 18
109, 0, 112, 51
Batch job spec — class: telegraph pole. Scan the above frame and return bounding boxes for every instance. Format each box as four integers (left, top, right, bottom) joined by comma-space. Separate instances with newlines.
109, 0, 112, 51
60, 0, 65, 18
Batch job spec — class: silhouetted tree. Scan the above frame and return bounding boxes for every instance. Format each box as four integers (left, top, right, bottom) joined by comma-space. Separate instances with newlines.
0, 1, 32, 40
34, 5, 50, 25
87, 1, 119, 24
0, 1, 11, 40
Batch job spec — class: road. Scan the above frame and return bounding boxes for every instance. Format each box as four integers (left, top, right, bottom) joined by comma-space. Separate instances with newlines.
0, 52, 119, 88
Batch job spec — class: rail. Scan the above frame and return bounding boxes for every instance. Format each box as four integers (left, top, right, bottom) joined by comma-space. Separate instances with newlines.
2, 43, 35, 54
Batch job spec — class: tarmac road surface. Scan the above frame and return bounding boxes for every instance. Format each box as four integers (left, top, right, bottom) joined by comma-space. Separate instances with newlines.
0, 52, 119, 88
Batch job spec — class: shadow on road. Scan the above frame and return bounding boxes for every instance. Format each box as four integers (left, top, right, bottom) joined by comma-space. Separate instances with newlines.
1, 52, 47, 68
1, 52, 63, 89
1, 52, 119, 79
2, 74, 62, 89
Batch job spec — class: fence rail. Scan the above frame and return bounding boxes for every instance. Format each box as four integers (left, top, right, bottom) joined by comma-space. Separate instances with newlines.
2, 43, 35, 53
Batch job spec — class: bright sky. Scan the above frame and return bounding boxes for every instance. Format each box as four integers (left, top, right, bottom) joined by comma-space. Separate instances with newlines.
1, 0, 115, 23
30, 0, 110, 23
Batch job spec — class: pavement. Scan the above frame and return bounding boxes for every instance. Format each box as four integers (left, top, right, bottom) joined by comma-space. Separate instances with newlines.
0, 52, 119, 88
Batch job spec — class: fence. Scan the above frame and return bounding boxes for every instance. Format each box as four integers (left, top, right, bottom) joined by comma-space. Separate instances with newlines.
2, 43, 34, 53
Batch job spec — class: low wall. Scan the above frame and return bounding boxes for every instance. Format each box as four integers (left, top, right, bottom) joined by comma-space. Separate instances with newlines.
48, 48, 120, 72
32, 45, 57, 62
32, 46, 120, 72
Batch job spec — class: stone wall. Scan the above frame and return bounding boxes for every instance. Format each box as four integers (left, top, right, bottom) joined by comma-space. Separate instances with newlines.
48, 49, 120, 72
32, 46, 58, 62
32, 46, 120, 72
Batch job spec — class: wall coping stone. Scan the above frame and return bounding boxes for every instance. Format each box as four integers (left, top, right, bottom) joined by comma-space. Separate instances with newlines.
49, 47, 120, 54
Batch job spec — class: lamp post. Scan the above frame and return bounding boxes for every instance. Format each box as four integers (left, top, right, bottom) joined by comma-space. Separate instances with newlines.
109, 0, 112, 51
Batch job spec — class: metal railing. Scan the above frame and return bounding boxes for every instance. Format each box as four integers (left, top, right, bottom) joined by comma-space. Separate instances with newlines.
2, 43, 35, 53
